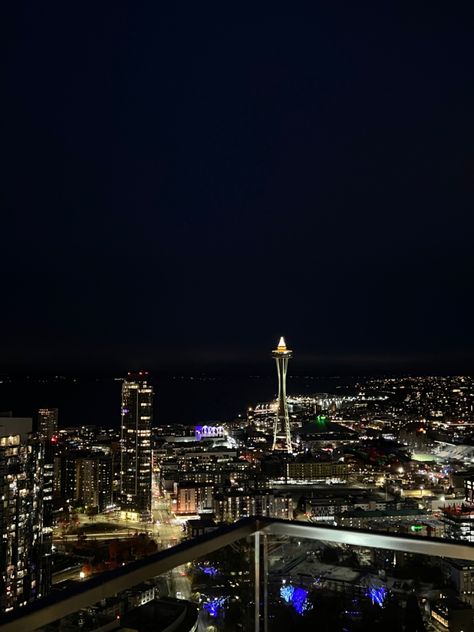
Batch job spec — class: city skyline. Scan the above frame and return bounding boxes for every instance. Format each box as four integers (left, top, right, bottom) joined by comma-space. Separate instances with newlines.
3, 360, 474, 626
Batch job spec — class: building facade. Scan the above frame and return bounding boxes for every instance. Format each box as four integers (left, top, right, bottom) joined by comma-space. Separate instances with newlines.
174, 482, 214, 515
76, 454, 113, 512
37, 408, 58, 440
286, 460, 348, 481
0, 433, 51, 614
213, 490, 293, 523
442, 505, 474, 542
120, 373, 153, 520
445, 559, 474, 607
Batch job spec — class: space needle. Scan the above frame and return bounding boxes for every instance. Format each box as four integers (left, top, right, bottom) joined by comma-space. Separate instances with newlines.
272, 336, 293, 453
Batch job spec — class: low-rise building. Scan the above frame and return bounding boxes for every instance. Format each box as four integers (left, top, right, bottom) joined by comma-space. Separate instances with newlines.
213, 490, 292, 523
286, 460, 348, 481
445, 559, 474, 607
174, 482, 214, 515
431, 599, 473, 631
336, 507, 432, 533
185, 518, 218, 538
441, 505, 474, 542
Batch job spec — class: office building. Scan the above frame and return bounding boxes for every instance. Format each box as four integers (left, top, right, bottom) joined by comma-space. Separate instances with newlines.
120, 373, 153, 521
37, 408, 58, 440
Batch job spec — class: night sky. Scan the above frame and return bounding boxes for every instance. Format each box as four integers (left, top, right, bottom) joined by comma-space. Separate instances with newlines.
2, 4, 474, 374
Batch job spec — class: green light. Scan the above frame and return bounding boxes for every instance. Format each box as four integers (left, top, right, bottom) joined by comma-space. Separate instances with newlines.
411, 525, 423, 532
315, 415, 328, 425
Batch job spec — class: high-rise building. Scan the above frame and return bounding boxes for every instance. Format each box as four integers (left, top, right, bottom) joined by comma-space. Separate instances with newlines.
37, 408, 58, 439
60, 450, 83, 504
120, 373, 153, 521
0, 431, 51, 614
78, 453, 113, 512
37, 410, 56, 573
58, 450, 113, 512
41, 437, 54, 594
272, 337, 293, 453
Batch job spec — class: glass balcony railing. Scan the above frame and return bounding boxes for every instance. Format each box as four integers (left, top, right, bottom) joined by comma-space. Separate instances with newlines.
2, 518, 474, 631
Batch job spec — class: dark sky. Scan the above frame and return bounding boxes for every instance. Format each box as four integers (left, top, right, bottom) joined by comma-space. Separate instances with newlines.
2, 3, 474, 374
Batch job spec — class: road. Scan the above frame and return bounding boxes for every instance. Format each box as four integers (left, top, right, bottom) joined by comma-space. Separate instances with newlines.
52, 495, 184, 587
54, 494, 183, 549
170, 567, 192, 600
57, 530, 150, 542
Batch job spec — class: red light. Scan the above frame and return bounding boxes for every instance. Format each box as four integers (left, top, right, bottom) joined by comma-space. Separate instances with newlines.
51, 435, 58, 444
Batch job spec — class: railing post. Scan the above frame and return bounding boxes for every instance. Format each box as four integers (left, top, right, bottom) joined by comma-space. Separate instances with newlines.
263, 533, 268, 632
254, 530, 260, 632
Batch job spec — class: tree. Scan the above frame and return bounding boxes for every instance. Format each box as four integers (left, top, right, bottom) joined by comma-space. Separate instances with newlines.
86, 506, 98, 521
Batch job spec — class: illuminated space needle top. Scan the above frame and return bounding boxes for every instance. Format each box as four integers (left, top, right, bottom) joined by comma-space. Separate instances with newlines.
273, 336, 292, 357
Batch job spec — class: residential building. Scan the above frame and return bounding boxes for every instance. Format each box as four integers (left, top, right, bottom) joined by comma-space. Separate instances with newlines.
120, 373, 153, 521
286, 460, 348, 481
0, 433, 51, 614
174, 483, 214, 515
213, 490, 292, 523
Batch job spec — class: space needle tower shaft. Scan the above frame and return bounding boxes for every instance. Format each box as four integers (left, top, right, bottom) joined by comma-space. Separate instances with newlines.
272, 336, 293, 453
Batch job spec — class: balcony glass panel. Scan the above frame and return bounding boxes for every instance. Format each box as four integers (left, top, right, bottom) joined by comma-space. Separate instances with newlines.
2, 519, 474, 632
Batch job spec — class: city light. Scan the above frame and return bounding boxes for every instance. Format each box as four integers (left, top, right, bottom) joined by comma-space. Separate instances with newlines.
5, 356, 474, 625
198, 564, 218, 576
366, 585, 387, 607
203, 596, 228, 617
280, 584, 312, 615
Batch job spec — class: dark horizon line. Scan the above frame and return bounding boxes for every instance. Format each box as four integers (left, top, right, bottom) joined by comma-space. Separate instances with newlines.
0, 364, 472, 380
